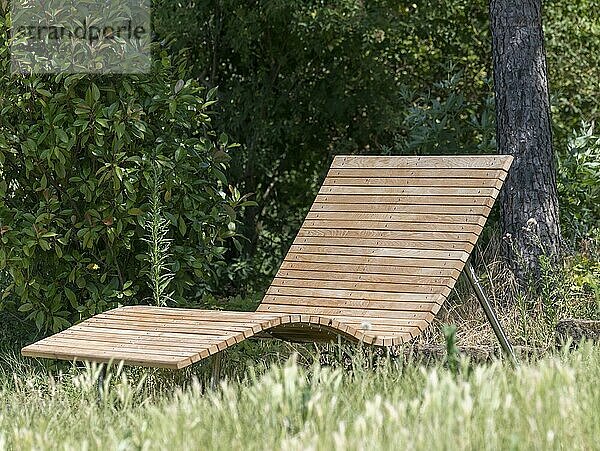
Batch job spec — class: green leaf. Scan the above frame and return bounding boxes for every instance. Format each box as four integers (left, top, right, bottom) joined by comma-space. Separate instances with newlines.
35, 311, 45, 330
56, 129, 69, 143
18, 303, 33, 312
219, 133, 229, 146
91, 83, 100, 102
178, 216, 187, 236
212, 167, 228, 185
64, 287, 76, 305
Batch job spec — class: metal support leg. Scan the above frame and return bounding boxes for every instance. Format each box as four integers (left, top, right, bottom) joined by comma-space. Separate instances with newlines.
465, 260, 518, 366
210, 352, 222, 390
97, 364, 107, 402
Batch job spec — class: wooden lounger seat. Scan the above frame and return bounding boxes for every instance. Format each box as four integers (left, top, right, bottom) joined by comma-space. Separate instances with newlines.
22, 155, 514, 369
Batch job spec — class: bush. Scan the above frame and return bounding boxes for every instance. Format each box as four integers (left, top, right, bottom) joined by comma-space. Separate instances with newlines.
153, 0, 493, 291
0, 12, 248, 333
389, 72, 496, 155
557, 123, 600, 243
544, 0, 600, 140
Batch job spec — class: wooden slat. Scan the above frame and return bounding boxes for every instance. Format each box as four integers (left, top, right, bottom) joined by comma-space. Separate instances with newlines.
59, 331, 217, 352
319, 185, 499, 197
274, 269, 453, 286
102, 309, 267, 327
84, 317, 267, 334
270, 277, 451, 296
285, 252, 464, 268
87, 321, 248, 336
265, 287, 443, 304
331, 155, 513, 170
258, 304, 438, 320
288, 245, 467, 261
323, 177, 504, 189
309, 203, 491, 215
121, 306, 280, 321
110, 307, 283, 327
279, 261, 461, 278
22, 343, 189, 368
95, 321, 257, 338
296, 228, 478, 243
70, 324, 245, 341
101, 309, 258, 325
21, 345, 184, 369
261, 296, 436, 312
321, 315, 431, 328
40, 336, 196, 358
305, 211, 487, 226
293, 236, 473, 252
301, 220, 483, 233
53, 332, 233, 356
81, 320, 246, 337
99, 310, 293, 331
315, 194, 496, 206
84, 321, 244, 340
326, 168, 507, 178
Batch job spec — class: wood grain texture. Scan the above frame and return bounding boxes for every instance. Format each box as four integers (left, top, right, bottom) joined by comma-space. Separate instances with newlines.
331, 155, 513, 170
296, 228, 479, 243
323, 177, 504, 189
315, 194, 497, 206
325, 168, 507, 178
309, 203, 492, 216
22, 155, 512, 368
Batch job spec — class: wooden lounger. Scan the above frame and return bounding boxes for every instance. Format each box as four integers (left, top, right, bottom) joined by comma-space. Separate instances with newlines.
22, 155, 516, 369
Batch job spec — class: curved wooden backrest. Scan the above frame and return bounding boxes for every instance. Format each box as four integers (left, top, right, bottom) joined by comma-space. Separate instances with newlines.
257, 155, 513, 342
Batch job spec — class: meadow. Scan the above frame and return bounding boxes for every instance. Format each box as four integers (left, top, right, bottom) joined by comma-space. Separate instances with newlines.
0, 343, 598, 450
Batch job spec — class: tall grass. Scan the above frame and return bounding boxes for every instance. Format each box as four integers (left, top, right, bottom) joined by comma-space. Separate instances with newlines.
142, 161, 174, 307
424, 232, 600, 351
0, 344, 598, 450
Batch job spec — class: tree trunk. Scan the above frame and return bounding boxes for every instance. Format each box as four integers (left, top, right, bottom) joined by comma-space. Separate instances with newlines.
489, 0, 562, 287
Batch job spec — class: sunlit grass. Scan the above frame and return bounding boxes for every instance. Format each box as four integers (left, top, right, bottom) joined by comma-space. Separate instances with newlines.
0, 344, 598, 450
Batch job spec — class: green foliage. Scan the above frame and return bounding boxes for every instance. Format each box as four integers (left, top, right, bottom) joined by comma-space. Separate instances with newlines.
153, 0, 493, 289
544, 0, 600, 140
152, 0, 600, 294
390, 73, 496, 155
0, 7, 248, 333
509, 241, 600, 346
442, 324, 460, 374
569, 254, 600, 308
557, 123, 600, 242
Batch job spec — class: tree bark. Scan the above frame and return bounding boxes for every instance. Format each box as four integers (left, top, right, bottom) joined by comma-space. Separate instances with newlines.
489, 0, 562, 287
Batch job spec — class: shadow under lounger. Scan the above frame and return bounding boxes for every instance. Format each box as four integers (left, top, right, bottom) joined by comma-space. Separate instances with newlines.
22, 155, 514, 369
